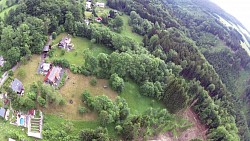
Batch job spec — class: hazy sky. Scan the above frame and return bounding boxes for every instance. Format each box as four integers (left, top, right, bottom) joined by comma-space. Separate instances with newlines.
210, 0, 250, 31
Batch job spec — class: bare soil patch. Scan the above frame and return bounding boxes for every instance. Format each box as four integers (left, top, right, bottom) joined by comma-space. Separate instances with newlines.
155, 107, 207, 141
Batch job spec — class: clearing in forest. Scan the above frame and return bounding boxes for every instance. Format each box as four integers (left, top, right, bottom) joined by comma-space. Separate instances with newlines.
156, 107, 207, 141
48, 33, 112, 66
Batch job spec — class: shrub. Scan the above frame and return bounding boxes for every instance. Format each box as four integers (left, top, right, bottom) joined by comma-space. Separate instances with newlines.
37, 96, 46, 107
52, 32, 57, 40
90, 77, 97, 86
82, 69, 91, 76
109, 73, 124, 93
27, 92, 37, 101
78, 106, 88, 114
61, 49, 65, 56
53, 59, 70, 68
58, 72, 67, 89
8, 70, 13, 76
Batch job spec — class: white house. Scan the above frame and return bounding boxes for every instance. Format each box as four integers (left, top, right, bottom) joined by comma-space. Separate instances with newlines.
86, 2, 91, 9
96, 2, 105, 8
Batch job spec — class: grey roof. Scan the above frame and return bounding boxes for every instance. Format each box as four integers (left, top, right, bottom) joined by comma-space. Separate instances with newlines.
43, 46, 49, 52
0, 56, 5, 67
11, 78, 24, 93
0, 107, 5, 118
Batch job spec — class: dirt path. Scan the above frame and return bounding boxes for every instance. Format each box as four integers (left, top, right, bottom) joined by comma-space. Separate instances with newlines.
155, 107, 207, 141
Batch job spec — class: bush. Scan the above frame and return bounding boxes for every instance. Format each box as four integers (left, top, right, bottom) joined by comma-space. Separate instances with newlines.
59, 99, 66, 106
27, 92, 37, 101
58, 72, 67, 89
48, 48, 55, 57
61, 49, 65, 56
90, 77, 97, 86
82, 69, 91, 76
53, 59, 70, 68
52, 32, 57, 40
78, 106, 88, 114
8, 70, 13, 76
37, 96, 46, 107
109, 73, 124, 93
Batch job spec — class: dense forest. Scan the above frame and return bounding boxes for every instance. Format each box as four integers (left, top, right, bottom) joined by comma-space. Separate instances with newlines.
0, 0, 250, 140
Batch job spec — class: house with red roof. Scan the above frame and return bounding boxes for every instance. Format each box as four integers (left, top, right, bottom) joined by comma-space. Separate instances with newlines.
44, 66, 62, 86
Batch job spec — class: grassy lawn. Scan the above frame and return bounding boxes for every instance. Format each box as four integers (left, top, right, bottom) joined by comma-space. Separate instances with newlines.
14, 55, 44, 91
48, 33, 112, 66
0, 118, 34, 141
120, 81, 165, 114
85, 11, 92, 18
45, 114, 118, 138
0, 4, 18, 19
0, 0, 7, 8
120, 15, 143, 43
41, 71, 117, 120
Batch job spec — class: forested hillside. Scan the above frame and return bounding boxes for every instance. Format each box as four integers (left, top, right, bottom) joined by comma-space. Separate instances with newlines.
0, 0, 250, 140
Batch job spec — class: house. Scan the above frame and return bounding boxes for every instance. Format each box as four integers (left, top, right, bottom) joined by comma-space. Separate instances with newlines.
58, 37, 74, 50
11, 78, 24, 95
43, 45, 50, 53
44, 66, 62, 85
0, 107, 6, 118
96, 2, 105, 8
84, 19, 90, 25
41, 63, 51, 73
0, 56, 5, 67
86, 1, 91, 9
96, 17, 102, 22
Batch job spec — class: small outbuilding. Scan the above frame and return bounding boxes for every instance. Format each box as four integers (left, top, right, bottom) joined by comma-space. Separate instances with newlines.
0, 107, 6, 118
96, 2, 105, 8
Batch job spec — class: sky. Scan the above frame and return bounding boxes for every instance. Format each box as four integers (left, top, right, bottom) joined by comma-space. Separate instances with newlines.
210, 0, 250, 31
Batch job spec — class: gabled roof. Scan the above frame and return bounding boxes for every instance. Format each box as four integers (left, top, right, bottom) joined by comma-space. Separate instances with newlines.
96, 2, 105, 7
28, 109, 35, 116
0, 56, 5, 67
59, 37, 71, 46
47, 67, 62, 83
42, 63, 51, 71
0, 107, 6, 118
43, 46, 49, 52
11, 78, 24, 93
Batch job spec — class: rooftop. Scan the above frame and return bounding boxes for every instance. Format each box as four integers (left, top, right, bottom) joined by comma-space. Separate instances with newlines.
0, 107, 6, 118
47, 67, 62, 83
11, 78, 24, 93
43, 46, 49, 52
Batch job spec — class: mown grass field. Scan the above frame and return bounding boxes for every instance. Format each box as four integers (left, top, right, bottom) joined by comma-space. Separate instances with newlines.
120, 81, 165, 114
48, 33, 112, 66
14, 55, 44, 91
